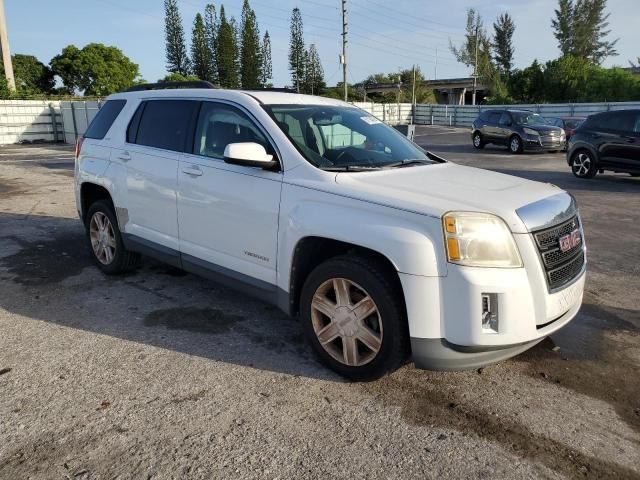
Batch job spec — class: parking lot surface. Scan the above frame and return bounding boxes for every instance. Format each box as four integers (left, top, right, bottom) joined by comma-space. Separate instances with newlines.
0, 128, 639, 479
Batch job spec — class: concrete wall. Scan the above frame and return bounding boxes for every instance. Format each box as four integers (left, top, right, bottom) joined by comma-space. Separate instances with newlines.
60, 101, 102, 144
0, 100, 63, 144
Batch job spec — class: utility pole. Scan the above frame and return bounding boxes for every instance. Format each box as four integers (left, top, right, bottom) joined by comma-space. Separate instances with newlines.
434, 46, 438, 80
341, 0, 348, 102
411, 65, 416, 124
0, 0, 15, 92
472, 25, 479, 106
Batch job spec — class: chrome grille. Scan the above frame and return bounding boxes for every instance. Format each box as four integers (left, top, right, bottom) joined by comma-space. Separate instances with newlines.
532, 215, 585, 291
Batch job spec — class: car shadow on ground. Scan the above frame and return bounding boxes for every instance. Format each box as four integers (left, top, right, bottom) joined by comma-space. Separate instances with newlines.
0, 212, 340, 382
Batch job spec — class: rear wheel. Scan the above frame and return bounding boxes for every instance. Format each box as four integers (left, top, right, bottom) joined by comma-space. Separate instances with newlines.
571, 150, 597, 178
85, 200, 141, 274
509, 135, 523, 154
300, 256, 409, 381
472, 132, 485, 149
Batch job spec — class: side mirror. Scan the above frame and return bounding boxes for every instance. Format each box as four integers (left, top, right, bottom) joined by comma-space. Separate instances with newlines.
223, 142, 278, 170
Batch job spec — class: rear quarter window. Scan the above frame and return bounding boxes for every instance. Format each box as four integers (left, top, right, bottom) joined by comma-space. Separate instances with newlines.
83, 99, 126, 140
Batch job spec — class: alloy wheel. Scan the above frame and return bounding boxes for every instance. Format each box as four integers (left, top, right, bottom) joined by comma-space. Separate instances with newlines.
473, 134, 481, 147
572, 152, 591, 177
310, 278, 383, 367
510, 137, 520, 153
89, 212, 117, 265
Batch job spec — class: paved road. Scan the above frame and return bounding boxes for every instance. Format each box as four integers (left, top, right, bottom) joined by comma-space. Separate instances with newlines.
0, 137, 638, 479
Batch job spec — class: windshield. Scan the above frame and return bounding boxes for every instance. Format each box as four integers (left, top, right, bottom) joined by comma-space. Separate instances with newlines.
264, 105, 432, 170
564, 119, 584, 129
512, 112, 546, 126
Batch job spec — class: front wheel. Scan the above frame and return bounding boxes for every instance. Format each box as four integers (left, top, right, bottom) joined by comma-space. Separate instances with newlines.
571, 150, 597, 178
300, 256, 409, 381
509, 135, 523, 154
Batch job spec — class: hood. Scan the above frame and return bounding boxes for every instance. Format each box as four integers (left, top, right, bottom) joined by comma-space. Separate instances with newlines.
525, 124, 563, 134
334, 163, 565, 233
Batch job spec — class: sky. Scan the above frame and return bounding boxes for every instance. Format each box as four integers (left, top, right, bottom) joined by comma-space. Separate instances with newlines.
5, 0, 640, 89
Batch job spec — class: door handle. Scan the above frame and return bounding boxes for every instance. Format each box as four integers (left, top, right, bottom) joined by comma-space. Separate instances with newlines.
117, 151, 131, 161
182, 166, 203, 176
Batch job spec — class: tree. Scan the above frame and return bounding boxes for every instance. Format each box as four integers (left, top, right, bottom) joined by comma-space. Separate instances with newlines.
216, 6, 239, 88
191, 13, 214, 81
261, 31, 272, 87
508, 59, 545, 103
158, 72, 200, 83
289, 7, 305, 92
552, 0, 618, 65
50, 43, 140, 96
552, 0, 574, 57
0, 54, 55, 95
493, 13, 515, 77
240, 0, 262, 88
204, 4, 219, 84
164, 0, 190, 75
304, 44, 325, 94
450, 9, 494, 82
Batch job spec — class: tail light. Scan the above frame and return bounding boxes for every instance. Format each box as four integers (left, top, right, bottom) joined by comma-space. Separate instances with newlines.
75, 136, 85, 159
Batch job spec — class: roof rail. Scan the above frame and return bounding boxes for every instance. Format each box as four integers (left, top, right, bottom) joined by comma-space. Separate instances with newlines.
124, 81, 217, 92
243, 87, 298, 93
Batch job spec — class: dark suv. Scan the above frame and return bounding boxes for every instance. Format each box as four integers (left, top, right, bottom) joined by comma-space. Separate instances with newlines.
472, 109, 565, 153
567, 109, 640, 179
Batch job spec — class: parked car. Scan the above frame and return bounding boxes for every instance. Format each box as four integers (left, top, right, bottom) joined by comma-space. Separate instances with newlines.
546, 116, 586, 141
472, 109, 565, 153
567, 109, 640, 178
75, 82, 586, 380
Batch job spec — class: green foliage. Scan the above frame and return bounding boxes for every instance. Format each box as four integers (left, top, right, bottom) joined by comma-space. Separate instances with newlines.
507, 56, 640, 103
191, 13, 215, 82
216, 6, 239, 88
240, 0, 262, 88
203, 4, 218, 84
450, 9, 494, 82
362, 68, 435, 104
551, 0, 618, 65
303, 44, 325, 95
261, 31, 272, 86
493, 13, 515, 77
508, 59, 546, 103
4, 54, 56, 95
158, 72, 200, 83
50, 43, 140, 96
164, 0, 191, 75
289, 7, 305, 92
321, 82, 358, 100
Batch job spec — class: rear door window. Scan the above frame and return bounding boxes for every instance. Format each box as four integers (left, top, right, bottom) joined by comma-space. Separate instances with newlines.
84, 99, 126, 139
488, 112, 501, 124
498, 112, 512, 126
133, 100, 199, 152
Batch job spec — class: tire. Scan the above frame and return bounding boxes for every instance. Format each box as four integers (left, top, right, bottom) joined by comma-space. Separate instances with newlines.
85, 200, 141, 275
570, 150, 598, 179
508, 135, 523, 154
472, 131, 485, 149
300, 255, 409, 381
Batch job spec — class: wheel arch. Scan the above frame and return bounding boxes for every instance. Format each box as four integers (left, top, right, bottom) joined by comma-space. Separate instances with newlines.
80, 182, 114, 223
287, 236, 406, 318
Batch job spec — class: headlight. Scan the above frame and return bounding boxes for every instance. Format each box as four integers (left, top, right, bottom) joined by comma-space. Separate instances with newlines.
443, 212, 522, 268
523, 128, 539, 136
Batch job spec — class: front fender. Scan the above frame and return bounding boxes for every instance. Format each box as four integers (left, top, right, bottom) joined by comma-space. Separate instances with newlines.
277, 184, 446, 292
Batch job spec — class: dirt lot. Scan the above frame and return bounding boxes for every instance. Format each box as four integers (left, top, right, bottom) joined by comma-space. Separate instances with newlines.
0, 131, 639, 479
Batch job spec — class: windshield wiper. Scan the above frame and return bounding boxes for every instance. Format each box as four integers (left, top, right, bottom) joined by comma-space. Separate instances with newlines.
321, 164, 384, 172
383, 159, 433, 168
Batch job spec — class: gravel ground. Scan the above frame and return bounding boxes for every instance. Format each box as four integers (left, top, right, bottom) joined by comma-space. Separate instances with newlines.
0, 133, 638, 480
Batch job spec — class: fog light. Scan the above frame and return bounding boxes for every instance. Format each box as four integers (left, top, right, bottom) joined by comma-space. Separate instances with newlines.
481, 293, 499, 333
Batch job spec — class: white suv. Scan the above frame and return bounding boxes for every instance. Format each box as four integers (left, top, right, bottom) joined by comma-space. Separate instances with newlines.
74, 83, 586, 380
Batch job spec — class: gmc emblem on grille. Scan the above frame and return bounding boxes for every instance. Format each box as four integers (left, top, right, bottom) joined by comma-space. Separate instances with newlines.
559, 229, 582, 253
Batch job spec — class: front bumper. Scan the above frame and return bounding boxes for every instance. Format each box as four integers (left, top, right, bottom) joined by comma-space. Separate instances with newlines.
400, 230, 585, 370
